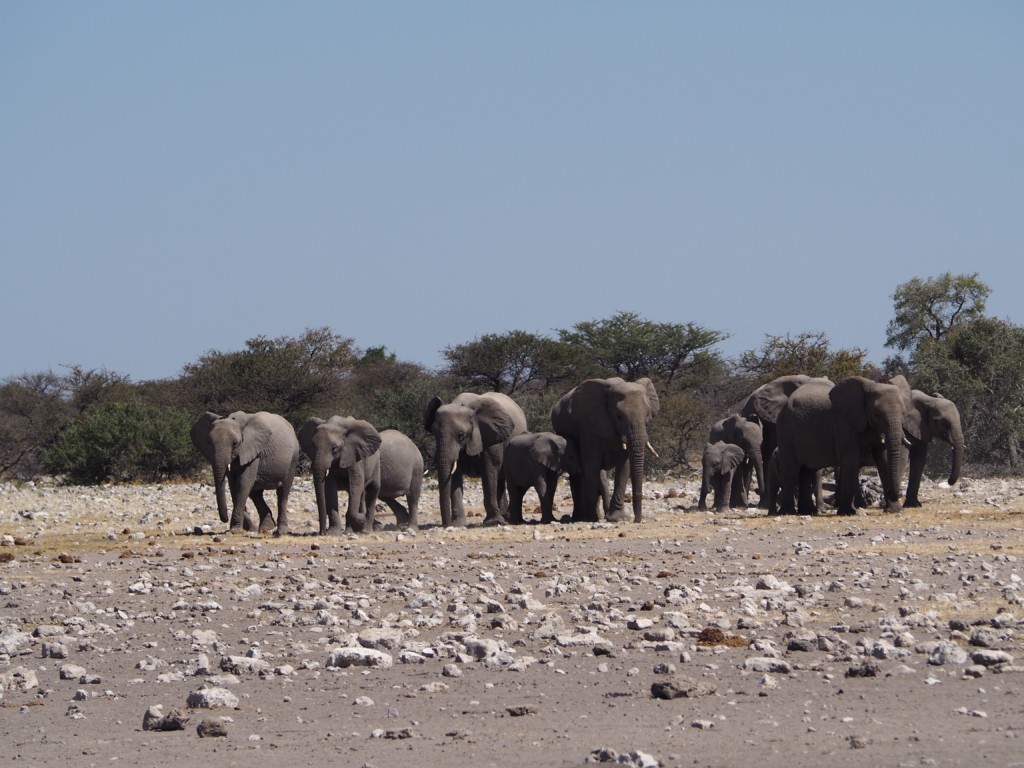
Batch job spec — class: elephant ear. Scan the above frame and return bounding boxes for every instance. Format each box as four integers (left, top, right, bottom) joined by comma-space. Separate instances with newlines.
190, 412, 222, 464
532, 434, 567, 473
237, 414, 273, 467
337, 419, 382, 468
472, 396, 520, 451
745, 375, 811, 423
829, 377, 869, 433
424, 396, 443, 433
636, 378, 660, 417
298, 417, 326, 460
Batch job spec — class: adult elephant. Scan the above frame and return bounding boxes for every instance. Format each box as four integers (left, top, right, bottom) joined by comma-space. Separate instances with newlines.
300, 418, 424, 533
503, 432, 581, 524
551, 377, 660, 523
190, 411, 300, 535
708, 414, 764, 507
775, 376, 913, 516
902, 389, 964, 507
424, 392, 527, 527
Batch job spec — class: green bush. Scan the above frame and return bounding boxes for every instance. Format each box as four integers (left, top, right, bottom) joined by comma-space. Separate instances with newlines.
45, 402, 201, 484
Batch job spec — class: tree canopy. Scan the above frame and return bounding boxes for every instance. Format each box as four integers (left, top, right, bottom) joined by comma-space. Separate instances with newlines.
885, 273, 990, 355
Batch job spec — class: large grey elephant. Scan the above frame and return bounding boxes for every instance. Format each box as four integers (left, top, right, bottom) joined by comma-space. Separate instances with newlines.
902, 389, 964, 507
775, 376, 914, 516
551, 377, 660, 523
503, 431, 581, 524
190, 411, 300, 535
299, 417, 425, 533
708, 414, 764, 507
424, 392, 527, 527
698, 442, 747, 512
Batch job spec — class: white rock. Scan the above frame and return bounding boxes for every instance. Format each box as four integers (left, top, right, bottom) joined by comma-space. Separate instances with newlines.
186, 686, 239, 709
326, 647, 394, 669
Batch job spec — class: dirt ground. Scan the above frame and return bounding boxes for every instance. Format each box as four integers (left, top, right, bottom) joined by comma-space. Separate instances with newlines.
1, 472, 1023, 768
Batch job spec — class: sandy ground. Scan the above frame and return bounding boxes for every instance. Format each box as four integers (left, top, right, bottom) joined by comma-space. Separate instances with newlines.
1, 472, 1023, 768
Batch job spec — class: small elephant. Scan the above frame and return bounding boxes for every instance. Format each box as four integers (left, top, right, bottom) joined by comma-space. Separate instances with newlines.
503, 432, 580, 524
902, 388, 964, 507
425, 392, 528, 527
300, 417, 424, 533
708, 414, 764, 507
764, 447, 823, 515
698, 442, 747, 512
551, 377, 660, 523
376, 429, 425, 530
190, 411, 300, 535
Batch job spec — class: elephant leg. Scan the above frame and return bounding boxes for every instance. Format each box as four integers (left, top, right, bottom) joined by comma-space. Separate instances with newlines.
506, 484, 526, 525
230, 466, 260, 532
249, 489, 277, 533
365, 480, 381, 532
797, 467, 818, 516
324, 477, 343, 535
274, 484, 293, 536
729, 467, 748, 508
904, 443, 927, 507
539, 472, 558, 524
480, 446, 507, 524
776, 454, 799, 516
835, 454, 860, 516
605, 462, 629, 523
381, 497, 411, 529
714, 472, 730, 512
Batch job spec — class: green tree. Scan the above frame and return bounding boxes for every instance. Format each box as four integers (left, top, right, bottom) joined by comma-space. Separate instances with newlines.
178, 327, 358, 424
0, 371, 74, 478
913, 318, 1024, 472
885, 273, 990, 361
557, 311, 726, 386
736, 332, 875, 384
441, 331, 579, 395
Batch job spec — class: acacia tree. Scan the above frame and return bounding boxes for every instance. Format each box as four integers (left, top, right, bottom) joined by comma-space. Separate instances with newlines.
441, 331, 579, 395
885, 273, 990, 371
0, 372, 74, 478
736, 332, 875, 385
178, 327, 358, 424
557, 311, 726, 386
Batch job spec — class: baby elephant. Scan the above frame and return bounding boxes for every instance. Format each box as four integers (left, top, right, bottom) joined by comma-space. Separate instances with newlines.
698, 442, 747, 512
503, 432, 580, 524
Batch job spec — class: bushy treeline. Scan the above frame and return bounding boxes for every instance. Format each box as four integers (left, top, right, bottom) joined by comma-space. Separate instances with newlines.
2, 274, 1019, 484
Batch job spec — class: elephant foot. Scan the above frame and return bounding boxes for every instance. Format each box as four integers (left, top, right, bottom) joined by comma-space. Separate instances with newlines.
226, 525, 247, 535
241, 516, 257, 532
324, 525, 346, 536
482, 515, 508, 527
274, 525, 292, 537
258, 518, 277, 534
605, 510, 629, 523
836, 507, 859, 516
883, 501, 903, 513
904, 498, 922, 508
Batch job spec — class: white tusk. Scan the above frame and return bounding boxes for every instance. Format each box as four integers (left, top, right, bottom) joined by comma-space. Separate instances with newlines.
646, 441, 659, 458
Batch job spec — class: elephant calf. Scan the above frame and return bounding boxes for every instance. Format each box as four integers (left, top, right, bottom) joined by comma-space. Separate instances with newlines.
503, 432, 580, 524
698, 442, 747, 512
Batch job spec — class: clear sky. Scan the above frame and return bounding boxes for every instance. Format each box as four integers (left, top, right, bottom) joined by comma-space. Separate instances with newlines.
2, 2, 1021, 381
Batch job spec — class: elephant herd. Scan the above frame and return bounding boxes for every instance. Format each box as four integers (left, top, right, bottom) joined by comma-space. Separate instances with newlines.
190, 376, 661, 535
699, 374, 965, 516
189, 372, 962, 536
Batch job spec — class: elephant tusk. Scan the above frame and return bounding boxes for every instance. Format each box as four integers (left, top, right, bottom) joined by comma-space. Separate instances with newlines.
646, 441, 659, 459
903, 437, 912, 448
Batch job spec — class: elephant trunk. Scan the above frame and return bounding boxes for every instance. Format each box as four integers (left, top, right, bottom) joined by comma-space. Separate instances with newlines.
948, 427, 964, 486
312, 457, 331, 533
885, 422, 903, 509
629, 429, 647, 523
435, 448, 457, 528
750, 449, 765, 498
212, 459, 230, 524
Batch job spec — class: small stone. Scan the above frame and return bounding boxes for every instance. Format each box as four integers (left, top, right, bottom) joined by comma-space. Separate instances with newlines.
197, 718, 229, 738
142, 705, 190, 731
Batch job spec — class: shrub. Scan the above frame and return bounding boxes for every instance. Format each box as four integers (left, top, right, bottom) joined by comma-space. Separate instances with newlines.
45, 403, 201, 484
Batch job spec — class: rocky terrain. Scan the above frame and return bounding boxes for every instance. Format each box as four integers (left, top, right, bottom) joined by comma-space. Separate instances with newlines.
1, 473, 1023, 768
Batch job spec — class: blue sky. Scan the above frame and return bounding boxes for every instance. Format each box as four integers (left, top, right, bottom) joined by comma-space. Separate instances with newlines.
2, 2, 1021, 381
